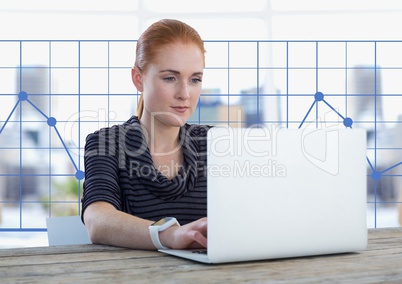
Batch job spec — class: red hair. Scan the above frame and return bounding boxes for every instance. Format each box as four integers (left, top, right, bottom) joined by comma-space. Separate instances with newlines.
134, 19, 205, 119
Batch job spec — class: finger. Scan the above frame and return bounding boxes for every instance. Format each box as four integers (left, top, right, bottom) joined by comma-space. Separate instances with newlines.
188, 230, 207, 248
191, 217, 208, 233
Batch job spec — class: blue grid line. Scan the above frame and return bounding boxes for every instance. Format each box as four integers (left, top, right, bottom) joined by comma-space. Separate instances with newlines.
227, 42, 230, 124
1, 228, 47, 232
286, 41, 289, 128
374, 42, 378, 170
4, 66, 402, 71
315, 42, 319, 129
77, 41, 82, 215
1, 39, 402, 232
256, 42, 260, 124
2, 92, 402, 98
0, 174, 77, 177
345, 42, 349, 119
48, 41, 52, 221
107, 41, 110, 128
0, 39, 401, 43
373, 42, 378, 227
18, 41, 23, 229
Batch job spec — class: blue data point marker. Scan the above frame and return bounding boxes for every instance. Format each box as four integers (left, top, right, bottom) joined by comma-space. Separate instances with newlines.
18, 91, 28, 101
314, 92, 324, 101
371, 171, 381, 181
343, 117, 353, 128
75, 170, 85, 180
47, 117, 57, 127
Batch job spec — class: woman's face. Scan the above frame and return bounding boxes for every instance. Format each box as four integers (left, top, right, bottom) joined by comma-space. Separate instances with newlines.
138, 42, 204, 128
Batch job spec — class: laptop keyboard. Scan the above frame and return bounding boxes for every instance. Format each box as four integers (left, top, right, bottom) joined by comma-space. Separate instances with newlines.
192, 250, 207, 254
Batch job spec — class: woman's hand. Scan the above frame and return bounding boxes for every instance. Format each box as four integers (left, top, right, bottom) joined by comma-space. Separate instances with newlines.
159, 217, 207, 249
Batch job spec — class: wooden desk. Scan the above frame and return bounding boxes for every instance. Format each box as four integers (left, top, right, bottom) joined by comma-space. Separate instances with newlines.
1, 227, 402, 283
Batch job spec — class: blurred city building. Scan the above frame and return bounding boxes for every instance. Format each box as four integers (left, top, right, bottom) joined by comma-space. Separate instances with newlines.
348, 66, 397, 203
0, 67, 50, 201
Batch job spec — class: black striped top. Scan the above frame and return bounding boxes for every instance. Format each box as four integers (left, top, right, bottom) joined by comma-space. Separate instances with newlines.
81, 116, 211, 225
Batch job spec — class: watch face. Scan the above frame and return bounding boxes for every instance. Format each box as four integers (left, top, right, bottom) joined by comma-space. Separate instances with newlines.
152, 217, 173, 226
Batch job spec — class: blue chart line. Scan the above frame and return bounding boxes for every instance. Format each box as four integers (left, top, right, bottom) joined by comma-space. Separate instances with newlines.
298, 92, 353, 129
367, 157, 402, 182
299, 91, 402, 185
0, 91, 85, 180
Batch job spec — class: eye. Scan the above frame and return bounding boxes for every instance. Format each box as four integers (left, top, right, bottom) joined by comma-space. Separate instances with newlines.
191, 77, 202, 84
163, 76, 176, 82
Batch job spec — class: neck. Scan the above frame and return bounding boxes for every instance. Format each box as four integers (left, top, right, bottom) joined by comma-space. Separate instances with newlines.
140, 116, 182, 155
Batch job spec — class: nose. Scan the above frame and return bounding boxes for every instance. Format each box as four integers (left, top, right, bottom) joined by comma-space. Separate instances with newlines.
176, 81, 190, 100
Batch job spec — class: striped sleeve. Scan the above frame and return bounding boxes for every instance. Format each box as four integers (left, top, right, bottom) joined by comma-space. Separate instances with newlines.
81, 126, 122, 219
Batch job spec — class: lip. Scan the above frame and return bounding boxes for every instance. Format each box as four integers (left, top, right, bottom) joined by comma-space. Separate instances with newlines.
171, 106, 189, 113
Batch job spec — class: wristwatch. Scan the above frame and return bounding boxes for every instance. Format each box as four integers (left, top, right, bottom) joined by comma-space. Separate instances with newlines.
149, 217, 180, 249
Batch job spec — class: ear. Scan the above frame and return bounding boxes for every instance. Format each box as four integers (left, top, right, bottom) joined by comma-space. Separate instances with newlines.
131, 67, 144, 92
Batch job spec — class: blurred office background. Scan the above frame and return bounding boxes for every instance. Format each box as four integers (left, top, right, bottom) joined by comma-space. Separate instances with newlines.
1, 0, 402, 247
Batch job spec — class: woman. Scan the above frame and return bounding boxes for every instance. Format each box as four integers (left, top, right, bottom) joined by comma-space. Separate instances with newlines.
81, 19, 209, 250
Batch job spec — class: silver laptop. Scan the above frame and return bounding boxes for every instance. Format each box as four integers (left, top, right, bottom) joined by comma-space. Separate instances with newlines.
160, 125, 367, 263
46, 216, 91, 246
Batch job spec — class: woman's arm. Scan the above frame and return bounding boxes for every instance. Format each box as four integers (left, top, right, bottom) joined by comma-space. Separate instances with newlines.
83, 201, 207, 250
84, 201, 155, 249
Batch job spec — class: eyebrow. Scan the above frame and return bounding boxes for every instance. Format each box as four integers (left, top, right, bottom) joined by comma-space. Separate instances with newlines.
160, 69, 203, 76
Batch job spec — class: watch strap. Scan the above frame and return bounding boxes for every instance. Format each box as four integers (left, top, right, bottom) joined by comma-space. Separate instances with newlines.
149, 225, 168, 250
149, 217, 180, 250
